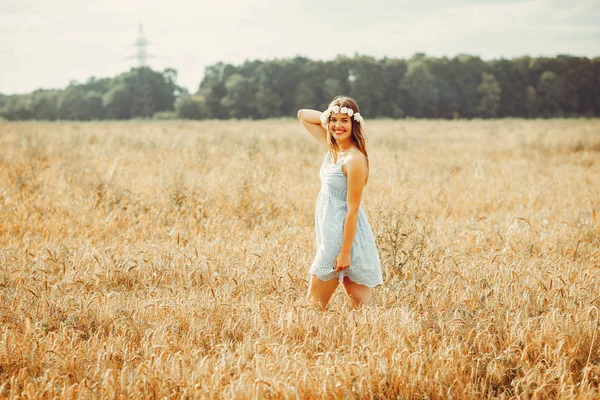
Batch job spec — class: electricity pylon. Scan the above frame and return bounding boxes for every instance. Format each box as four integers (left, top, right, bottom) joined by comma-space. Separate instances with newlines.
125, 24, 156, 117
128, 23, 155, 67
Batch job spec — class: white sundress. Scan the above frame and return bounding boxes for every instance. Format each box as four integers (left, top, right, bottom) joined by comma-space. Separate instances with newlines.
309, 151, 384, 288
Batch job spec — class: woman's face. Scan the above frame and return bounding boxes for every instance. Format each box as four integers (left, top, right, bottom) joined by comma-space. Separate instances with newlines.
328, 112, 353, 143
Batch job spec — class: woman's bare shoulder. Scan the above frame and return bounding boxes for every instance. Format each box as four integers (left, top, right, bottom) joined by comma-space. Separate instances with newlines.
342, 151, 368, 177
344, 150, 367, 166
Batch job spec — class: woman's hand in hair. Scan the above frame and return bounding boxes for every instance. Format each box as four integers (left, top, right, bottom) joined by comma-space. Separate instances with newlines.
297, 109, 327, 146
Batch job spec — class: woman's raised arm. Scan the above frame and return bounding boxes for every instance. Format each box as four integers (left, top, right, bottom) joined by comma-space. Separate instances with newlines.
297, 109, 327, 146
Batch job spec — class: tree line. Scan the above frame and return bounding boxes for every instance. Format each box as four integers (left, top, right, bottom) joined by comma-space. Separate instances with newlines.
1, 54, 598, 121
0, 68, 181, 121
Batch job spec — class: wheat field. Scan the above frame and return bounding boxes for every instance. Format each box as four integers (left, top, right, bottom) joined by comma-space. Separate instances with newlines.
0, 119, 599, 399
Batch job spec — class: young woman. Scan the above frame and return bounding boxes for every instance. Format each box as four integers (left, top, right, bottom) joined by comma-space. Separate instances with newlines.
297, 96, 383, 310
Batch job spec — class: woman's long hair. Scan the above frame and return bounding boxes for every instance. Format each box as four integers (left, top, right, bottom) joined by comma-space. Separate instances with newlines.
326, 96, 370, 183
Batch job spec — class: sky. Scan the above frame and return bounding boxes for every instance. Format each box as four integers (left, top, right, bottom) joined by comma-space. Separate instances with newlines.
1, 0, 599, 95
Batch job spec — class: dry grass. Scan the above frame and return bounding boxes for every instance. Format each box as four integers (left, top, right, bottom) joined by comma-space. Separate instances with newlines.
0, 118, 599, 399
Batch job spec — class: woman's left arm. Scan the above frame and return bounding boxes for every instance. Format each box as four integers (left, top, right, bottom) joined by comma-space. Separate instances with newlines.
334, 155, 367, 272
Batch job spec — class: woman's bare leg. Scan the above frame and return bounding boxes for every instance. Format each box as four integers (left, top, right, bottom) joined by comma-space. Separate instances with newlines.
342, 277, 372, 309
306, 274, 339, 310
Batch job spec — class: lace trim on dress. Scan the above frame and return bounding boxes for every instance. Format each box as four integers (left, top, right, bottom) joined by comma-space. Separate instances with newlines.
310, 269, 383, 288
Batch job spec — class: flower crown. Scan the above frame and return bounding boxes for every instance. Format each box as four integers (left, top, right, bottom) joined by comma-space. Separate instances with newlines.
320, 105, 364, 127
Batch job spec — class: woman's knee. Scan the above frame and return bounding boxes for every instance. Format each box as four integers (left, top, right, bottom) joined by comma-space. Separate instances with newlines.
306, 294, 325, 311
307, 274, 338, 309
342, 278, 372, 306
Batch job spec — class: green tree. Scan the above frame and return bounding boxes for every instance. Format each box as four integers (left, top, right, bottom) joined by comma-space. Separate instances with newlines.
2, 55, 600, 120
101, 67, 180, 119
477, 72, 501, 118
594, 58, 600, 116
56, 86, 104, 120
176, 95, 209, 119
30, 90, 59, 120
349, 55, 385, 117
430, 57, 460, 119
0, 95, 34, 120
198, 62, 235, 119
103, 83, 132, 119
537, 70, 560, 116
402, 55, 439, 117
280, 57, 320, 114
83, 92, 105, 120
221, 74, 258, 119
326, 56, 353, 99
451, 55, 486, 118
525, 85, 538, 117
255, 63, 283, 118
